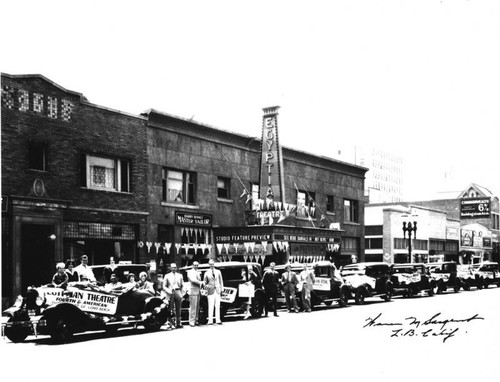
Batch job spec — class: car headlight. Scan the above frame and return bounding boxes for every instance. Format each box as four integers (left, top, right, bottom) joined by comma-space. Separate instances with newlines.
14, 295, 23, 308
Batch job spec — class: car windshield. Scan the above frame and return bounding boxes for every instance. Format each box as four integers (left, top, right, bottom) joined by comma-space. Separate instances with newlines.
315, 266, 332, 277
478, 264, 499, 272
393, 267, 414, 274
341, 265, 365, 276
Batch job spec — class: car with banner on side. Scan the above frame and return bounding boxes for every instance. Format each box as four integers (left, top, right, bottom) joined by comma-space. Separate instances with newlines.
180, 261, 265, 323
307, 261, 351, 308
425, 261, 461, 294
340, 262, 393, 304
457, 264, 484, 291
474, 261, 500, 289
1, 264, 168, 343
390, 263, 436, 297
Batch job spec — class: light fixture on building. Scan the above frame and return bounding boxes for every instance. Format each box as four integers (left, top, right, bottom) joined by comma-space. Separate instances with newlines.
49, 234, 56, 240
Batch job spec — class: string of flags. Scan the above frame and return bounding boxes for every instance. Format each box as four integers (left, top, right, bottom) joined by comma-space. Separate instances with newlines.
137, 241, 212, 256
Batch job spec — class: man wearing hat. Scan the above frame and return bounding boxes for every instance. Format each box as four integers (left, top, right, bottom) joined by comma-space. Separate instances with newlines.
164, 263, 185, 328
74, 255, 96, 283
281, 264, 299, 313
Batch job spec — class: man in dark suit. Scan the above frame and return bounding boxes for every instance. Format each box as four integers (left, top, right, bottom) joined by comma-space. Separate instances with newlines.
281, 264, 299, 313
262, 262, 280, 317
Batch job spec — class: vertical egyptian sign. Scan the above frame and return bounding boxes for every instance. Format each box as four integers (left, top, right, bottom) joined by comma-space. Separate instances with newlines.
259, 106, 286, 203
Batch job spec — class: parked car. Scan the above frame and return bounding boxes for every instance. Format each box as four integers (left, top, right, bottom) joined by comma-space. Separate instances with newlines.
474, 261, 500, 289
308, 261, 351, 308
264, 261, 350, 309
340, 262, 393, 304
390, 263, 436, 297
426, 262, 461, 293
457, 264, 484, 291
180, 261, 265, 323
1, 264, 168, 343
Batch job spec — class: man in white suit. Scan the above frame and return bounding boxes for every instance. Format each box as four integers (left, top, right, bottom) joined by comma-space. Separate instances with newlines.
187, 261, 203, 327
203, 259, 224, 325
164, 263, 185, 328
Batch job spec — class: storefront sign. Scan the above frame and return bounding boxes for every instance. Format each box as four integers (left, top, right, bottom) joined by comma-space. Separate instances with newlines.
446, 227, 460, 241
275, 234, 339, 243
259, 106, 285, 202
460, 198, 491, 218
175, 212, 212, 227
215, 234, 271, 243
461, 223, 492, 248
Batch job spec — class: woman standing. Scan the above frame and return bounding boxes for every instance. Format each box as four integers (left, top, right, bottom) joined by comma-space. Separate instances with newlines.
242, 264, 258, 319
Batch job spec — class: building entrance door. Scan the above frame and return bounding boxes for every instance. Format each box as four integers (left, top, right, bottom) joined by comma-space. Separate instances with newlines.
21, 223, 55, 291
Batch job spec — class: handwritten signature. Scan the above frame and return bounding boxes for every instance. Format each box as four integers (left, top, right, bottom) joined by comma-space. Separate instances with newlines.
363, 312, 484, 343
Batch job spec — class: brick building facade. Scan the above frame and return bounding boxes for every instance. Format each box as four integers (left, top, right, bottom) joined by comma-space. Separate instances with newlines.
1, 74, 148, 309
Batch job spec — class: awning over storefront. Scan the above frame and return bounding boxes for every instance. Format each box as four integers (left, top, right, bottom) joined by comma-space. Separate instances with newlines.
213, 224, 343, 266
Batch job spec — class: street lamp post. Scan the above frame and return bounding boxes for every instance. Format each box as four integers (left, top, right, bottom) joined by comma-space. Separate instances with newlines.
402, 221, 417, 263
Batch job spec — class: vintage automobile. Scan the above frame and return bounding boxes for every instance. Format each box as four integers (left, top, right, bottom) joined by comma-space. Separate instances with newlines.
390, 263, 435, 297
474, 261, 500, 289
1, 264, 168, 343
180, 261, 266, 323
340, 262, 393, 304
426, 261, 461, 294
457, 264, 484, 291
266, 261, 350, 309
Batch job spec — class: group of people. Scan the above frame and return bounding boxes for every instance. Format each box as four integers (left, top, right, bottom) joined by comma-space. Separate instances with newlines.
50, 255, 318, 330
163, 260, 317, 330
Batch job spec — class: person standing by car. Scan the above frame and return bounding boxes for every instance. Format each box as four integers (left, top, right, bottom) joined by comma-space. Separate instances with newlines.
281, 264, 299, 313
164, 263, 185, 329
52, 262, 69, 288
74, 255, 96, 283
203, 259, 224, 325
65, 259, 79, 282
262, 262, 280, 317
187, 261, 203, 327
299, 264, 316, 312
241, 264, 258, 320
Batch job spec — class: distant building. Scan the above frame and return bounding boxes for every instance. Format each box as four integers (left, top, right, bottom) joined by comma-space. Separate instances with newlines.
332, 146, 403, 203
365, 183, 499, 264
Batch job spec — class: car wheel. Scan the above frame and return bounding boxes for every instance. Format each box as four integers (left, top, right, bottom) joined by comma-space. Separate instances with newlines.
4, 318, 30, 343
51, 317, 74, 343
339, 289, 349, 307
354, 287, 366, 305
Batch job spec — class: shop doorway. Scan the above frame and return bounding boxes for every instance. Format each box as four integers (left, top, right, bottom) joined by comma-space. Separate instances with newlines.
21, 223, 55, 291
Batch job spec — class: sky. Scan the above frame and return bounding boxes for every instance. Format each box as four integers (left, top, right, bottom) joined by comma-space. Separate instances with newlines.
1, 0, 499, 200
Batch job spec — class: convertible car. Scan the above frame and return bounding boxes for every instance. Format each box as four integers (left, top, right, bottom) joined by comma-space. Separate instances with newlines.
1, 276, 168, 343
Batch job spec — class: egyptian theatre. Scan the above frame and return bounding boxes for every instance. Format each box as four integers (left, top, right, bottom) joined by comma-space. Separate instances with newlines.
143, 105, 368, 270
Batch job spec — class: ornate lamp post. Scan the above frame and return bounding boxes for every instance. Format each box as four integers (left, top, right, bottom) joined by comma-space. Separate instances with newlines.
402, 221, 417, 263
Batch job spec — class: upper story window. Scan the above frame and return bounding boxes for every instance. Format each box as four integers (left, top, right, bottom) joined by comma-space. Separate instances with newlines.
326, 195, 334, 213
217, 177, 231, 199
343, 199, 359, 223
27, 141, 47, 171
162, 168, 195, 204
82, 154, 129, 192
297, 190, 316, 218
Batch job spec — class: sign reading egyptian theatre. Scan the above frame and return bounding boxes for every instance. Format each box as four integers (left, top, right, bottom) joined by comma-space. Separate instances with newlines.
259, 106, 285, 203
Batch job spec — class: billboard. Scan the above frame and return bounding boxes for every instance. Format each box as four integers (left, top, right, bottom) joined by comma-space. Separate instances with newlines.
460, 197, 490, 219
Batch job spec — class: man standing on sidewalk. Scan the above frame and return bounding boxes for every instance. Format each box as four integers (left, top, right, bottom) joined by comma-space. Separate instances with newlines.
187, 261, 203, 327
281, 264, 299, 313
299, 264, 316, 312
164, 263, 185, 329
262, 262, 280, 317
203, 259, 224, 325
